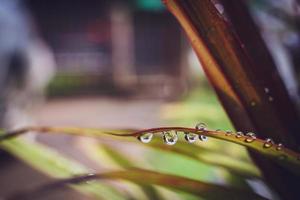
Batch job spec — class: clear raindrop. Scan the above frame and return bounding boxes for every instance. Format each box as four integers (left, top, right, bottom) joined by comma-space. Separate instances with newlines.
263, 138, 274, 148
276, 143, 283, 151
245, 132, 256, 137
236, 131, 243, 138
138, 133, 153, 143
225, 130, 232, 136
199, 134, 208, 142
244, 132, 256, 143
245, 137, 255, 143
184, 132, 198, 143
195, 122, 207, 131
163, 131, 178, 145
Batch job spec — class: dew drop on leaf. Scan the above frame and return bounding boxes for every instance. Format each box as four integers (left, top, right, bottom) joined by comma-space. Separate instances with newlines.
195, 122, 207, 131
245, 132, 256, 137
263, 138, 274, 148
225, 130, 232, 136
199, 135, 208, 142
138, 133, 153, 143
245, 137, 255, 143
236, 131, 243, 138
276, 143, 283, 151
163, 131, 178, 145
244, 132, 256, 143
245, 138, 254, 143
184, 132, 198, 143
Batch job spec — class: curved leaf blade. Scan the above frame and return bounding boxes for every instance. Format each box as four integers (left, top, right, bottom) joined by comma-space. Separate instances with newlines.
0, 138, 125, 200
10, 168, 268, 200
147, 139, 261, 178
1, 126, 300, 175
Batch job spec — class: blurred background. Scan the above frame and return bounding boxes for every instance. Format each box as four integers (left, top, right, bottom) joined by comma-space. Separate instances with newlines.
0, 0, 299, 199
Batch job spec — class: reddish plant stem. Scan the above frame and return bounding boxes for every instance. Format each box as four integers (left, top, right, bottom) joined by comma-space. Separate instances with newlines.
163, 0, 300, 198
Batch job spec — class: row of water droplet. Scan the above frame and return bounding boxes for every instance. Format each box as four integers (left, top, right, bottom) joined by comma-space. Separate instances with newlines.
137, 131, 208, 145
138, 123, 208, 145
224, 129, 284, 150
137, 123, 300, 163
223, 129, 295, 162
224, 130, 257, 143
137, 123, 286, 154
225, 130, 291, 161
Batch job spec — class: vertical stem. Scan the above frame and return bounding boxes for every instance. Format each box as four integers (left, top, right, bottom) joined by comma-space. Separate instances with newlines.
163, 0, 300, 198
220, 0, 300, 146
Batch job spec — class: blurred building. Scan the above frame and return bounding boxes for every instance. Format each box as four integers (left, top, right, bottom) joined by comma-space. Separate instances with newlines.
26, 0, 188, 98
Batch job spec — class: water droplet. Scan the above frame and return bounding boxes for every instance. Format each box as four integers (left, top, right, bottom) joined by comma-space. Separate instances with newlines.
199, 135, 208, 142
163, 131, 178, 145
250, 101, 256, 106
263, 138, 274, 148
276, 143, 283, 151
236, 131, 243, 138
244, 132, 256, 143
268, 96, 274, 102
184, 132, 198, 143
245, 137, 255, 143
138, 133, 153, 143
245, 132, 256, 137
225, 130, 232, 136
195, 122, 207, 131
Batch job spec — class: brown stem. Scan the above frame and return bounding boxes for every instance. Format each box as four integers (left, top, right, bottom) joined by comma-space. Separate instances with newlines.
163, 0, 300, 198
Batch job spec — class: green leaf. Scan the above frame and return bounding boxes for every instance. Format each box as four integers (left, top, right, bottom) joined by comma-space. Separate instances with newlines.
147, 138, 260, 178
95, 142, 163, 200
1, 126, 299, 175
0, 138, 124, 200
13, 168, 268, 200
93, 140, 254, 190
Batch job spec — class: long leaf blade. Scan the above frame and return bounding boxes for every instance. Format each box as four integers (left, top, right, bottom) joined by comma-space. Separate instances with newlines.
10, 168, 268, 200
1, 126, 300, 175
0, 138, 124, 200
